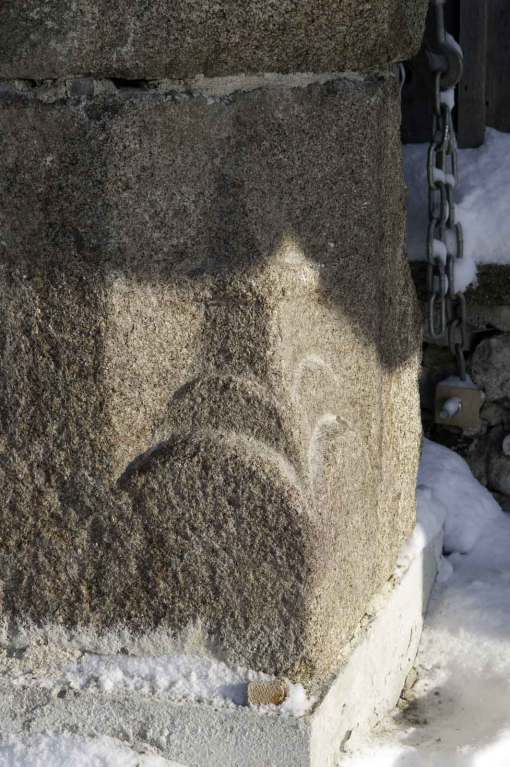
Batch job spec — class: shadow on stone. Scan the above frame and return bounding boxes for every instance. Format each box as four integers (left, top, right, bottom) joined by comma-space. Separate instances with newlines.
0, 74, 422, 683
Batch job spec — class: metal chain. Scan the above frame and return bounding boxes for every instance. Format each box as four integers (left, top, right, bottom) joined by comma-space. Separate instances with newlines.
426, 0, 467, 380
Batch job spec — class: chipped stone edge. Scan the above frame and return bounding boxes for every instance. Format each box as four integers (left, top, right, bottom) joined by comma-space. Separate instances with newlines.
310, 526, 443, 766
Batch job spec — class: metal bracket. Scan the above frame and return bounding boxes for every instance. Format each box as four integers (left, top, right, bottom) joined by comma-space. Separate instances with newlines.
434, 381, 483, 431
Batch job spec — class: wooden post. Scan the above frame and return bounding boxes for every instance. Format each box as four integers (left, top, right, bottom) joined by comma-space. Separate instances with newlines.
401, 6, 436, 144
401, 0, 461, 146
458, 0, 487, 148
486, 0, 510, 132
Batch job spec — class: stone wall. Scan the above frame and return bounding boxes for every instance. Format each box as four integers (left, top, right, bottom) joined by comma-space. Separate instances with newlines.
415, 264, 510, 513
0, 2, 428, 686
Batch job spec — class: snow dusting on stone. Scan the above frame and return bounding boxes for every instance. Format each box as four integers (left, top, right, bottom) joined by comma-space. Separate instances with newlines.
62, 652, 312, 717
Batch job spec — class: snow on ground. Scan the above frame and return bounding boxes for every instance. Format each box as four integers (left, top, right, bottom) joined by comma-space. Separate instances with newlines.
61, 652, 311, 716
341, 439, 510, 766
405, 128, 510, 291
4, 439, 509, 765
0, 735, 176, 767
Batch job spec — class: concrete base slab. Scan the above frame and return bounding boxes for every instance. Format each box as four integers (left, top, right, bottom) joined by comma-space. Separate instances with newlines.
0, 527, 442, 767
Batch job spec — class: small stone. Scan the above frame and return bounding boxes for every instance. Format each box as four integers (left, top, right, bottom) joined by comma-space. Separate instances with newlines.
248, 680, 288, 707
502, 435, 510, 457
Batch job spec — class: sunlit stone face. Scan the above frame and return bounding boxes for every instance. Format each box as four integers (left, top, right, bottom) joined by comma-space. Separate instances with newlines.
0, 72, 421, 683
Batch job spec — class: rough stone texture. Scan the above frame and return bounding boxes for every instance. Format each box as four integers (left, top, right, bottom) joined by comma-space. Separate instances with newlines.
466, 305, 510, 334
464, 265, 510, 308
0, 0, 429, 80
0, 74, 422, 683
412, 261, 510, 513
418, 330, 510, 515
487, 442, 510, 497
467, 426, 510, 497
472, 335, 510, 404
480, 401, 510, 430
466, 336, 510, 508
0, 525, 442, 767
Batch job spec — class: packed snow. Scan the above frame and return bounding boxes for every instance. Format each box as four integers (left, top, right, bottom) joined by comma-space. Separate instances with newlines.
417, 439, 503, 555
341, 439, 510, 766
405, 128, 510, 291
0, 736, 176, 767
61, 652, 311, 716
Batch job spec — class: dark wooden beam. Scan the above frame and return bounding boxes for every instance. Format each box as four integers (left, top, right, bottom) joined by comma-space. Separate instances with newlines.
486, 0, 510, 132
401, 0, 460, 145
458, 0, 487, 148
401, 6, 435, 144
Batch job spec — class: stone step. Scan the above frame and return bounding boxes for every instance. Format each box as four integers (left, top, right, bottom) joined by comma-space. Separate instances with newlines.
0, 525, 442, 767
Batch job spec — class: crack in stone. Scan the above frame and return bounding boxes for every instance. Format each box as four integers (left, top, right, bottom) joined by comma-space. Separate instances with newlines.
0, 69, 394, 105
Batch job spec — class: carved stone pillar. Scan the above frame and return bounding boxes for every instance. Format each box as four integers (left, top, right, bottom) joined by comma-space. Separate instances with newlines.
0, 1, 427, 687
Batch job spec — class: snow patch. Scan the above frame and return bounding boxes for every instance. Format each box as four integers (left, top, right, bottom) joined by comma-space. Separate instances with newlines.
342, 439, 510, 767
60, 652, 312, 717
404, 128, 510, 291
418, 439, 502, 555
0, 735, 175, 767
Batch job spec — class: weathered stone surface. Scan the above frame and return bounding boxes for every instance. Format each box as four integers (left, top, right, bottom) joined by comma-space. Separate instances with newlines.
480, 401, 510, 429
472, 335, 510, 403
464, 266, 510, 307
466, 426, 510, 499
467, 305, 510, 334
488, 447, 510, 497
0, 75, 422, 683
0, 0, 429, 80
460, 333, 510, 506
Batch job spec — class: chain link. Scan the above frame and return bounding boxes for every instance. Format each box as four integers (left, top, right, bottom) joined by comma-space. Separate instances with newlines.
425, 0, 467, 380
